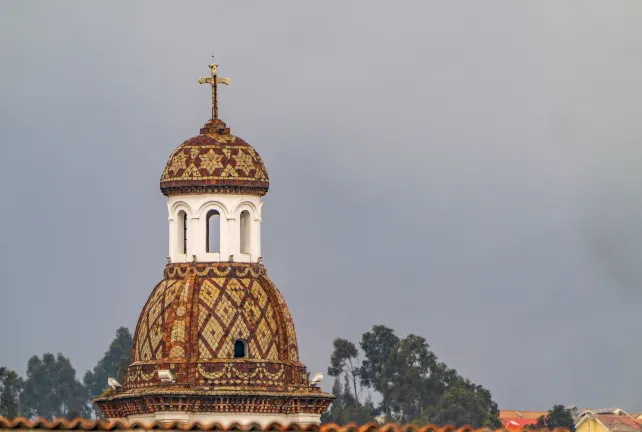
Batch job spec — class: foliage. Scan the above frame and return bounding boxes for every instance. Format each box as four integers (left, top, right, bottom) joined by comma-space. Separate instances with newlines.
427, 380, 501, 429
324, 325, 501, 427
359, 325, 400, 419
20, 353, 91, 420
0, 367, 23, 419
328, 338, 362, 406
530, 405, 575, 431
0, 327, 133, 420
83, 327, 133, 399
321, 377, 378, 425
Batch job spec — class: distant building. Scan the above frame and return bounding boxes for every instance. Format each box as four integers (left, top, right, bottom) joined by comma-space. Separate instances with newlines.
499, 410, 548, 430
576, 410, 642, 432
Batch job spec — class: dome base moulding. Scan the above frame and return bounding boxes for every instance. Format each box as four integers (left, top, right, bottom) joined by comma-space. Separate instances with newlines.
95, 390, 333, 425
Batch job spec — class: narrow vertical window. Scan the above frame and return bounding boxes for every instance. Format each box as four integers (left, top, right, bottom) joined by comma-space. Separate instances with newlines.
206, 210, 220, 253
234, 340, 247, 358
177, 210, 187, 254
240, 210, 250, 254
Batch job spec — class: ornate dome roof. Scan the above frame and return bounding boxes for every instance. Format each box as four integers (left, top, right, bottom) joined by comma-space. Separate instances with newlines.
160, 119, 269, 197
131, 262, 300, 370
94, 263, 334, 418
95, 263, 334, 419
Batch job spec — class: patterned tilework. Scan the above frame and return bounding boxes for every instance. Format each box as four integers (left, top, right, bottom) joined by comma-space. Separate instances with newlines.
160, 127, 269, 196
132, 279, 187, 362
127, 263, 305, 391
262, 277, 300, 362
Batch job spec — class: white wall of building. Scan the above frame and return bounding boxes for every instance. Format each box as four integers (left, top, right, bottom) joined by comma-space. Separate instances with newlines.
127, 411, 321, 427
166, 193, 263, 264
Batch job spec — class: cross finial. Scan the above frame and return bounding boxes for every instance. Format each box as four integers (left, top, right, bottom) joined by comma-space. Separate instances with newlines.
197, 58, 230, 120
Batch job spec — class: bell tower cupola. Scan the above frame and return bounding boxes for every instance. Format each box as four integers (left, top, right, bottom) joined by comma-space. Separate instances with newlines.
160, 63, 269, 264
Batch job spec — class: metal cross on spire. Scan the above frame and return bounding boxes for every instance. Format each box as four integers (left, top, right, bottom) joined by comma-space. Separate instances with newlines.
197, 56, 230, 120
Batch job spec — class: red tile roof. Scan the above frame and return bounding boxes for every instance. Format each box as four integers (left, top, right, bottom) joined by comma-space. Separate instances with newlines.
503, 419, 539, 430
500, 411, 547, 421
591, 414, 642, 431
0, 417, 575, 432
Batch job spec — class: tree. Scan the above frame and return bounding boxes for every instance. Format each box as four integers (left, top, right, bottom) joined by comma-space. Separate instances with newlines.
321, 377, 377, 425
359, 325, 400, 419
328, 338, 362, 406
83, 327, 133, 400
532, 405, 575, 431
427, 380, 501, 429
20, 353, 90, 420
0, 367, 22, 419
328, 325, 502, 427
386, 334, 440, 422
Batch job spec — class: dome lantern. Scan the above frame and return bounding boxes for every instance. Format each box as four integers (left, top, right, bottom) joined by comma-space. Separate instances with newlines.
160, 63, 269, 264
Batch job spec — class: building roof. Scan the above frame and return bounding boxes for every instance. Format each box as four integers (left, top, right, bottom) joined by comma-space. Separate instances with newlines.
130, 263, 299, 366
500, 411, 547, 420
577, 413, 642, 432
159, 119, 269, 197
0, 417, 575, 431
502, 419, 539, 430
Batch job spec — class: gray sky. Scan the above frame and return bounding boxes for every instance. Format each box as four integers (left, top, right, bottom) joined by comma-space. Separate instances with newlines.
2, 0, 642, 412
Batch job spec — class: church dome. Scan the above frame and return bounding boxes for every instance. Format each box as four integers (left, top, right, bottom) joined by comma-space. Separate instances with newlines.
160, 119, 269, 197
95, 262, 333, 419
131, 262, 302, 380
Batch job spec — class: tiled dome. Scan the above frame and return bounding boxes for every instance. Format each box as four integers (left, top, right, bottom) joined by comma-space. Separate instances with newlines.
128, 262, 303, 387
94, 263, 334, 420
160, 119, 269, 197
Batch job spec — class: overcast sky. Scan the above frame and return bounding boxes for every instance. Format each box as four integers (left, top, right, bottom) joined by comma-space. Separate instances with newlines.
2, 0, 642, 411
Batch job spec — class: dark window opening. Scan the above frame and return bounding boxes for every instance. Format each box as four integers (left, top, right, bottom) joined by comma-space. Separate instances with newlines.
234, 340, 246, 358
177, 210, 187, 254
182, 212, 187, 254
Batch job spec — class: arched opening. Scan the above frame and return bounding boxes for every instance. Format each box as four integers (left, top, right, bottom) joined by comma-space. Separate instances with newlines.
234, 340, 247, 358
240, 210, 250, 254
177, 210, 187, 254
206, 209, 221, 253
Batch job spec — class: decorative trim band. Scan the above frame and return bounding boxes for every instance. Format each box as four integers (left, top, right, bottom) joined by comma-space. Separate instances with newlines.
163, 262, 266, 279
95, 393, 333, 418
160, 185, 268, 197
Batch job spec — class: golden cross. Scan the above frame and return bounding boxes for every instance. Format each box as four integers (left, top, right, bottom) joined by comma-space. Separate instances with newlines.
198, 63, 230, 120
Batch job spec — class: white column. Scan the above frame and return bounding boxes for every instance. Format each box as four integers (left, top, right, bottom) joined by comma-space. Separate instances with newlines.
252, 217, 261, 262
168, 216, 176, 263
191, 216, 205, 261
225, 215, 236, 261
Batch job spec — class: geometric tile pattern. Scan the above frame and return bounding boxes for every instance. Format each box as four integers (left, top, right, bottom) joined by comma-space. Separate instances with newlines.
133, 279, 186, 362
160, 130, 269, 197
128, 262, 303, 392
198, 277, 279, 361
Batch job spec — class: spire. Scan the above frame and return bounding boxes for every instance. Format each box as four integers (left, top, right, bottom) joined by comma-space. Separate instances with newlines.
197, 58, 230, 120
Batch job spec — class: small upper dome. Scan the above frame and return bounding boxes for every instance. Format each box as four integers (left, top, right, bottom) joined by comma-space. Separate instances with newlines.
160, 119, 269, 196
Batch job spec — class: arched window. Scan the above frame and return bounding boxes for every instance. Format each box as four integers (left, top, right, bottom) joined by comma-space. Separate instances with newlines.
177, 210, 187, 254
234, 340, 247, 358
240, 210, 250, 254
206, 209, 220, 253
